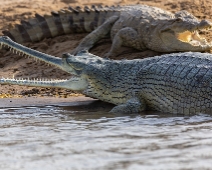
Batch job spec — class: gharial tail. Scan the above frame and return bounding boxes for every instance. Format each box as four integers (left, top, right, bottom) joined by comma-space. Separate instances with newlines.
2, 5, 121, 44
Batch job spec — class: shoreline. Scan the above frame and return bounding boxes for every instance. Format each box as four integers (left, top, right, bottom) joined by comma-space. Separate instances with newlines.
0, 96, 96, 108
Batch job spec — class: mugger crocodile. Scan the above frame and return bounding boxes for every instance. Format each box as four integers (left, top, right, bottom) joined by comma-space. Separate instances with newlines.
0, 36, 212, 114
2, 5, 212, 57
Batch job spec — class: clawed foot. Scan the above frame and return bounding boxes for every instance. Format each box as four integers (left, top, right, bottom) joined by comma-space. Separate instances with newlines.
110, 105, 132, 114
103, 47, 126, 58
71, 47, 89, 56
71, 48, 119, 58
103, 52, 111, 58
109, 98, 145, 114
103, 51, 118, 58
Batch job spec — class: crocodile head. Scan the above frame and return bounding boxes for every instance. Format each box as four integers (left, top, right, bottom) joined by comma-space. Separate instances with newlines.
0, 36, 100, 92
150, 11, 212, 52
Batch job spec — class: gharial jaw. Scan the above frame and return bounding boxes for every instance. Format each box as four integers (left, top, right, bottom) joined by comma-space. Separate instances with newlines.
0, 36, 88, 91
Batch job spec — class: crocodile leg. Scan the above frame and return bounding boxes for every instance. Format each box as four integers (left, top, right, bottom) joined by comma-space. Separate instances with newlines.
71, 16, 119, 55
105, 27, 147, 57
109, 98, 146, 114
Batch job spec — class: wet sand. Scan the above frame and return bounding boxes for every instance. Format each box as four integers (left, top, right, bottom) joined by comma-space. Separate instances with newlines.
0, 96, 95, 107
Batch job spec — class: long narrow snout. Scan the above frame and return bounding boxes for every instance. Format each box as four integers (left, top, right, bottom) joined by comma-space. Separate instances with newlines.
0, 36, 88, 91
0, 36, 64, 70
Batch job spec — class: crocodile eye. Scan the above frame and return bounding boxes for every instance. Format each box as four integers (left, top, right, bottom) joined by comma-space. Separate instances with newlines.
175, 18, 183, 22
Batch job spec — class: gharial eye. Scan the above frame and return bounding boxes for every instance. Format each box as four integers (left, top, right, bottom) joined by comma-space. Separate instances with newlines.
175, 18, 183, 22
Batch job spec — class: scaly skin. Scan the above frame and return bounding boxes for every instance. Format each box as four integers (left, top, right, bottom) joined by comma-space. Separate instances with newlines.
2, 5, 212, 57
0, 36, 212, 114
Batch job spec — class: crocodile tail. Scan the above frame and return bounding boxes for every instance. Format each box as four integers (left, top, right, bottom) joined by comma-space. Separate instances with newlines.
2, 5, 121, 43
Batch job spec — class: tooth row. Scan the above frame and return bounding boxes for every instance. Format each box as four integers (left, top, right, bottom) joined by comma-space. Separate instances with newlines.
0, 42, 53, 65
190, 26, 212, 33
1, 76, 68, 83
200, 26, 212, 31
0, 41, 70, 84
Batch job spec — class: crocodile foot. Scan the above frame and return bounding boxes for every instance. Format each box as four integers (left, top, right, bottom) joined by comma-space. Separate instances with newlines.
109, 98, 146, 114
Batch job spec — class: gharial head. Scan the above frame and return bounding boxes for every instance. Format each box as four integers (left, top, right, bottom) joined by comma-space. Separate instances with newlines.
148, 10, 212, 52
53, 51, 106, 91
61, 50, 105, 76
0, 36, 107, 92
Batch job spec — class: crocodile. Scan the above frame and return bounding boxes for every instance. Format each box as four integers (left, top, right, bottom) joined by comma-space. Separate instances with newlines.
2, 5, 212, 57
0, 36, 212, 114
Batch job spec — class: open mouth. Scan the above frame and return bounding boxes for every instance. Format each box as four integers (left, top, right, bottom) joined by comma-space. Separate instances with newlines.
176, 27, 212, 46
0, 37, 71, 85
0, 36, 89, 92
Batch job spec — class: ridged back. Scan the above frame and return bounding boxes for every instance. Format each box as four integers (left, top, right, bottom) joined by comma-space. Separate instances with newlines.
2, 5, 121, 43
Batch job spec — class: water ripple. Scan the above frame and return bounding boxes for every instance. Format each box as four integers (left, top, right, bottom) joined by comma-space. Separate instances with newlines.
0, 101, 212, 170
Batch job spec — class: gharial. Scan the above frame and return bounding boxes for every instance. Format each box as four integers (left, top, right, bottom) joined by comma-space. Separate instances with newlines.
2, 5, 212, 57
1, 36, 212, 114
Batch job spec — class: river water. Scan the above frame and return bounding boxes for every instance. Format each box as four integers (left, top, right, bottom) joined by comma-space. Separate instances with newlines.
0, 100, 212, 170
